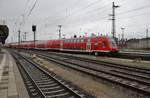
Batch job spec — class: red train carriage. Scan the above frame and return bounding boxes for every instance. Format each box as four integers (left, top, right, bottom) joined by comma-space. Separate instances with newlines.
7, 36, 119, 55
61, 36, 118, 54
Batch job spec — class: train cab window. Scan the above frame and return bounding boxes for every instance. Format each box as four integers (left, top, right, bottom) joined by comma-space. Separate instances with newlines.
109, 38, 117, 48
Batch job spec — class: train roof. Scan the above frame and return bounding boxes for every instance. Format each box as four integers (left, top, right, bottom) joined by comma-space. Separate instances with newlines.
8, 36, 114, 45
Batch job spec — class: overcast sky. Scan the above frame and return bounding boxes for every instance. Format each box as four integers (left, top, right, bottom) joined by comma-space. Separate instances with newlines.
1, 0, 150, 42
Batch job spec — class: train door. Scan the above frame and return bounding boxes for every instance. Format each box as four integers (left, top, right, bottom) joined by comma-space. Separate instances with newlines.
86, 38, 91, 50
60, 40, 63, 50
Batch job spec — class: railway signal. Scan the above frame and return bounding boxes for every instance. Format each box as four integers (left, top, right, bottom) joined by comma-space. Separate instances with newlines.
32, 25, 36, 48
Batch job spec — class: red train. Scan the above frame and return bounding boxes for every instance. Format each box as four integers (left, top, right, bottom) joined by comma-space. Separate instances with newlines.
8, 36, 119, 55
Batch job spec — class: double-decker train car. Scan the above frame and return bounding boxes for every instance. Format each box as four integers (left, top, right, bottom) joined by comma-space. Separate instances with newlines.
8, 36, 119, 55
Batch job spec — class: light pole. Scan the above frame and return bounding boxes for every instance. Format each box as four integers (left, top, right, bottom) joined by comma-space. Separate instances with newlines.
121, 27, 125, 40
58, 25, 62, 39
18, 30, 20, 47
146, 29, 148, 48
121, 27, 125, 48
109, 2, 120, 39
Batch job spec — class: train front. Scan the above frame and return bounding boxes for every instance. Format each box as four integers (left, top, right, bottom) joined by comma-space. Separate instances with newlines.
108, 37, 119, 54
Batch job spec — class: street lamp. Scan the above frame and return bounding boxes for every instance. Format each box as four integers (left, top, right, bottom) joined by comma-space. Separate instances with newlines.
121, 27, 125, 48
58, 25, 62, 39
121, 27, 125, 40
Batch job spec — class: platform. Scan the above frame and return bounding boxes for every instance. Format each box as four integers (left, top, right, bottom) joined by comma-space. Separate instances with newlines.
0, 49, 29, 98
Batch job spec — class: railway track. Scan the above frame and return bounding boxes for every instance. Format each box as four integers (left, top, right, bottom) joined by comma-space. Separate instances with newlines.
10, 50, 91, 98
119, 51, 150, 61
22, 50, 150, 97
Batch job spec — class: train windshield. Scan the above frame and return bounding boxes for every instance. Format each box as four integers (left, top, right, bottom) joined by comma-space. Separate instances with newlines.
109, 38, 117, 48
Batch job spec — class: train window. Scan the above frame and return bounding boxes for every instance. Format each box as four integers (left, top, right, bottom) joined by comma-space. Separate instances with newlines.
94, 42, 98, 46
81, 39, 84, 42
102, 42, 107, 48
76, 39, 78, 42
79, 39, 81, 42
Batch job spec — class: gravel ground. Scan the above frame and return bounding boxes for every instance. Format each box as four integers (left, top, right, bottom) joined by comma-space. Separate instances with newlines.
85, 56, 150, 69
31, 55, 133, 98
54, 52, 150, 69
0, 50, 4, 64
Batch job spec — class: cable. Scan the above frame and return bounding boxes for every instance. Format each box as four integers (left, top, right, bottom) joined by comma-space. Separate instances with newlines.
118, 11, 150, 20
27, 0, 38, 17
117, 4, 150, 16
36, 0, 105, 24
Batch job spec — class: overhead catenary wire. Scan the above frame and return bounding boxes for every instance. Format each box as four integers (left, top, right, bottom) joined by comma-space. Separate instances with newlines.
117, 4, 150, 16
35, 0, 132, 28
13, 0, 150, 41
35, 0, 106, 23
27, 0, 38, 18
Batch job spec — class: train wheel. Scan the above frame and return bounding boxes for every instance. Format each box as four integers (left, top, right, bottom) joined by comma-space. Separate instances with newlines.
94, 52, 98, 56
